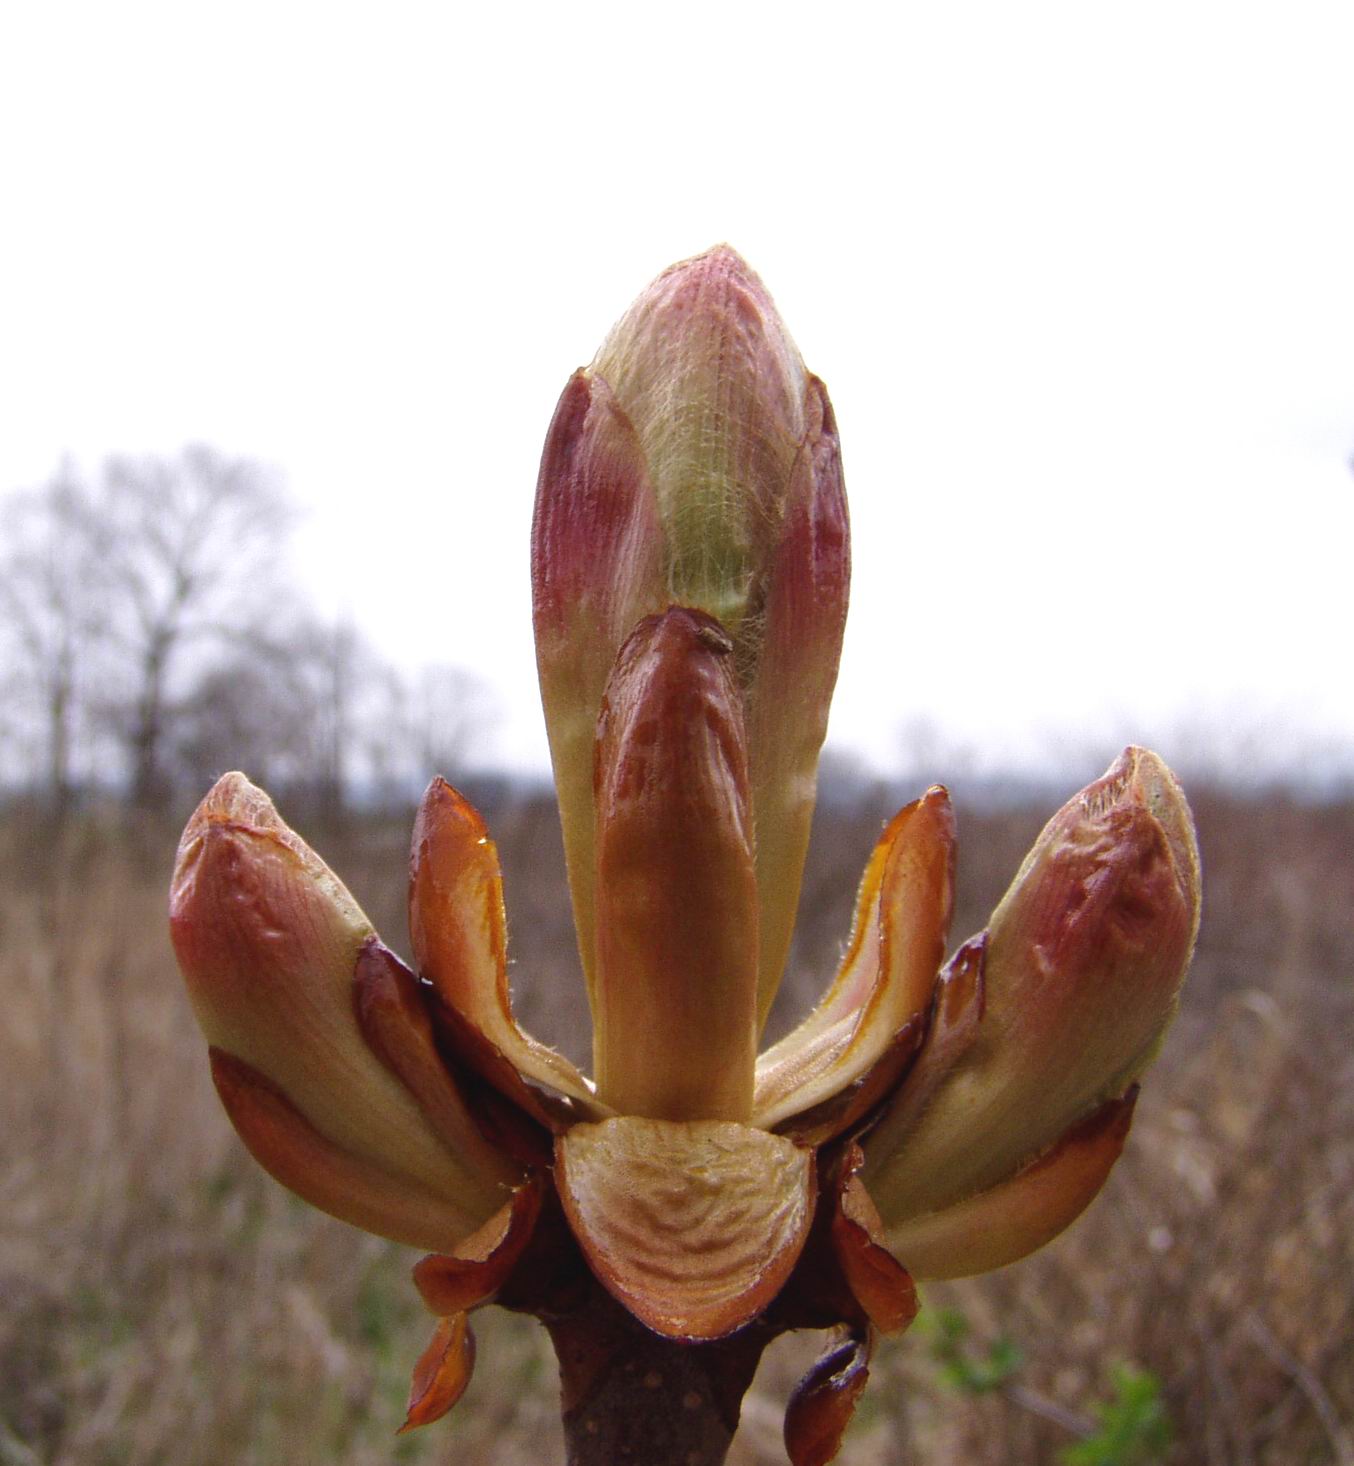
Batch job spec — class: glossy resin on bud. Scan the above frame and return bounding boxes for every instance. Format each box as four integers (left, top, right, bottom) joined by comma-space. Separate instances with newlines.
532, 246, 849, 1034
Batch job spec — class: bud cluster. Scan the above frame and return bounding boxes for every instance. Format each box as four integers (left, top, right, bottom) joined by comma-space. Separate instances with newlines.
168, 247, 1199, 1464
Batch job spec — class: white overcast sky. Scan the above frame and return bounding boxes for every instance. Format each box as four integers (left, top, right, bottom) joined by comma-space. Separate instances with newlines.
2, 2, 1351, 782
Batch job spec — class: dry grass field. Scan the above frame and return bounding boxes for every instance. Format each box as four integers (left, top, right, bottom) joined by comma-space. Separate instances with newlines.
2, 777, 1351, 1465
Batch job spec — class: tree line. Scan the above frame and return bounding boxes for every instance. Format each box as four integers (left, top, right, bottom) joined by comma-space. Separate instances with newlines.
0, 447, 492, 818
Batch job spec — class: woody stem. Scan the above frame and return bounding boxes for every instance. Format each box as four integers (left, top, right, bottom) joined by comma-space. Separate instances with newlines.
543, 1280, 772, 1466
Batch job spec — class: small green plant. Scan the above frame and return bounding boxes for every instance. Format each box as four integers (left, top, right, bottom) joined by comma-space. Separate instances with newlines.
923, 1308, 1172, 1464
923, 1307, 1023, 1395
1059, 1364, 1171, 1466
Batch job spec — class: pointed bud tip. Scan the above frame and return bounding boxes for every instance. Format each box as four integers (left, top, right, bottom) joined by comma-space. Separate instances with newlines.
179, 769, 280, 842
614, 603, 736, 674
416, 773, 485, 830
1004, 743, 1200, 1024
171, 772, 289, 914
1035, 745, 1201, 970
651, 242, 769, 295
918, 783, 952, 816
1098, 746, 1201, 899
591, 243, 803, 410
590, 247, 810, 607
168, 777, 374, 1054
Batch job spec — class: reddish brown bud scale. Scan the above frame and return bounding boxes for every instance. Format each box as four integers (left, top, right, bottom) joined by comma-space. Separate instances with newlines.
531, 371, 663, 638
784, 1329, 873, 1466
742, 371, 851, 1025
208, 1048, 475, 1253
828, 1146, 919, 1336
532, 370, 667, 998
399, 1313, 476, 1433
556, 1117, 815, 1340
863, 934, 988, 1152
353, 938, 521, 1190
412, 1176, 546, 1316
883, 1088, 1140, 1282
754, 786, 954, 1128
592, 606, 759, 1121
409, 777, 601, 1114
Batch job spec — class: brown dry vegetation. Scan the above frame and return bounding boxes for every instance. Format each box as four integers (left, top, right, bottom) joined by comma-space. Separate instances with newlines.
2, 782, 1351, 1465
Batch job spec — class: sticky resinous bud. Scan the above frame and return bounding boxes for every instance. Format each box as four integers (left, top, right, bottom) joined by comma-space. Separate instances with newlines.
532, 246, 850, 1032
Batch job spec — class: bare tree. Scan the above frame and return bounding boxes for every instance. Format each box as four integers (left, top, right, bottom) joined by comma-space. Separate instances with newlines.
3, 447, 496, 815
95, 446, 291, 809
225, 614, 404, 820
170, 626, 498, 816
0, 465, 104, 812
405, 662, 495, 782
297, 618, 375, 819
170, 646, 316, 798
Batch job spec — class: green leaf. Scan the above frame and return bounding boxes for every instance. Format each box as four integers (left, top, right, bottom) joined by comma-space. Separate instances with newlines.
1060, 1364, 1171, 1466
922, 1307, 1023, 1395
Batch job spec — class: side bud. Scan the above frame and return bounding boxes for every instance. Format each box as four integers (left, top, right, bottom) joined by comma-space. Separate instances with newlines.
864, 748, 1200, 1264
170, 774, 510, 1250
532, 247, 849, 1029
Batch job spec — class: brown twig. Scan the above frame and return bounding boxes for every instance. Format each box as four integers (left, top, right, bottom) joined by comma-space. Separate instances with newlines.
543, 1282, 772, 1466
1247, 1311, 1354, 1466
1000, 1381, 1095, 1438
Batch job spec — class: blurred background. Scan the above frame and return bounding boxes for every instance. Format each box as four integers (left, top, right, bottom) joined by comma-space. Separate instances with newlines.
2, 3, 1350, 1463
